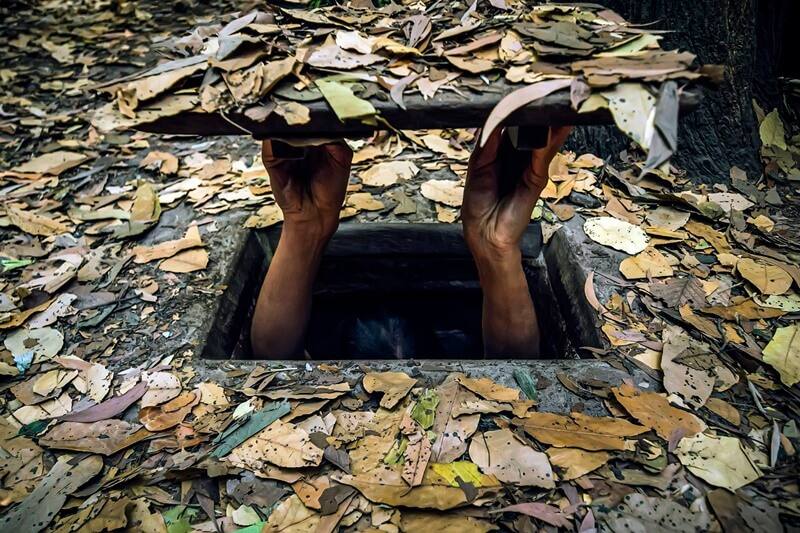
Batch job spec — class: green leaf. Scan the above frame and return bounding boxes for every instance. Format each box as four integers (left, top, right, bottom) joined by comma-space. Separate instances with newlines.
383, 436, 408, 465
760, 109, 788, 150
411, 389, 439, 430
233, 522, 268, 533
212, 400, 291, 458
316, 77, 377, 124
513, 369, 538, 401
1, 258, 34, 272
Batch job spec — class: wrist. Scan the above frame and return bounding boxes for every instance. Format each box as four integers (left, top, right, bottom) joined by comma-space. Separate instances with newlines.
281, 218, 337, 249
472, 247, 523, 282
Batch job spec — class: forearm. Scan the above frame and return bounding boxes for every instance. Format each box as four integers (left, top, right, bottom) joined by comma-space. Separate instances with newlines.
474, 251, 540, 359
251, 223, 331, 359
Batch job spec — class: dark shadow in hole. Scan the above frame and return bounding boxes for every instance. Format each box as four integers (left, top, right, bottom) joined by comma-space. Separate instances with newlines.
202, 223, 580, 360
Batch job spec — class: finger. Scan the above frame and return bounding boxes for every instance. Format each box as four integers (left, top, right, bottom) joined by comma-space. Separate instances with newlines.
530, 125, 573, 178
468, 127, 504, 172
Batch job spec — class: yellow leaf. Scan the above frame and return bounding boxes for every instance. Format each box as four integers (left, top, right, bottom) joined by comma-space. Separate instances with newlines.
363, 372, 417, 409
429, 461, 501, 488
736, 258, 793, 295
760, 109, 787, 150
456, 376, 520, 402
676, 433, 761, 491
546, 447, 609, 480
612, 383, 704, 441
762, 325, 800, 386
619, 247, 673, 279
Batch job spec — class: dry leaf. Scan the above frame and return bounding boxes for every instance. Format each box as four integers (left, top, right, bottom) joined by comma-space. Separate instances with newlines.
12, 150, 88, 175
159, 248, 209, 273
546, 447, 610, 480
142, 372, 182, 407
139, 150, 179, 175
139, 391, 200, 431
363, 372, 417, 409
584, 217, 649, 255
4, 327, 64, 362
133, 225, 203, 263
736, 258, 793, 295
7, 207, 70, 236
228, 419, 323, 469
704, 397, 741, 426
513, 411, 647, 451
457, 376, 520, 402
274, 100, 311, 125
612, 383, 704, 440
400, 512, 497, 533
468, 429, 555, 488
38, 420, 151, 455
596, 493, 711, 533
661, 327, 715, 408
430, 373, 480, 463
346, 192, 385, 211
0, 455, 103, 532
684, 220, 732, 254
305, 45, 385, 70
263, 494, 320, 532
359, 161, 418, 187
646, 206, 690, 231
619, 247, 674, 279
676, 433, 762, 491
762, 325, 800, 386
245, 204, 284, 229
603, 83, 656, 148
420, 179, 464, 207
445, 55, 495, 74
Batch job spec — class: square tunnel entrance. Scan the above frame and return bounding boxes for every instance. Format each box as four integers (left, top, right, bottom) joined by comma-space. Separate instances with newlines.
201, 223, 601, 360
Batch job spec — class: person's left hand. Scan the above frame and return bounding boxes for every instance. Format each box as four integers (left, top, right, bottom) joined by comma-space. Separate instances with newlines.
461, 126, 572, 262
262, 140, 353, 240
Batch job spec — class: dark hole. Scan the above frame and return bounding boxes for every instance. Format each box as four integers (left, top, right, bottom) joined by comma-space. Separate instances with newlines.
202, 223, 595, 360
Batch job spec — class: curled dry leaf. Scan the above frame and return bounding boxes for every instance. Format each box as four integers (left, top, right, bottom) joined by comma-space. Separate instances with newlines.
133, 225, 203, 264
546, 447, 610, 480
362, 372, 417, 409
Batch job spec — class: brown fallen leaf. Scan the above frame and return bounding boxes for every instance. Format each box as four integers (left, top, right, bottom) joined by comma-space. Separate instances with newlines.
661, 326, 715, 408
263, 494, 320, 532
0, 455, 103, 532
513, 411, 647, 451
6, 206, 70, 236
133, 225, 203, 264
704, 397, 741, 426
264, 382, 351, 401
430, 374, 480, 463
139, 150, 179, 175
400, 512, 497, 533
333, 465, 497, 510
491, 502, 573, 528
684, 220, 732, 254
159, 248, 209, 273
142, 372, 182, 407
735, 258, 793, 295
400, 414, 432, 488
457, 376, 521, 402
420, 179, 464, 207
12, 150, 88, 175
227, 419, 323, 469
359, 160, 418, 187
139, 390, 201, 431
619, 247, 674, 279
38, 420, 151, 455
273, 100, 311, 125
676, 433, 761, 491
546, 447, 610, 480
701, 296, 786, 320
469, 429, 555, 488
363, 372, 417, 409
612, 383, 704, 440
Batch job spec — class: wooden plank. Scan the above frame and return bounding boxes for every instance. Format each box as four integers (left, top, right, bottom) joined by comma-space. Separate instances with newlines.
136, 85, 704, 138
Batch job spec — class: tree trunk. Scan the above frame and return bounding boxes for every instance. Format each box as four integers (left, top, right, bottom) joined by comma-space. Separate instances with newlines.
567, 0, 782, 184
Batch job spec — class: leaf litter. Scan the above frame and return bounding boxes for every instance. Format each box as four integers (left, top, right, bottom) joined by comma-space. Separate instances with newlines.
0, 0, 799, 532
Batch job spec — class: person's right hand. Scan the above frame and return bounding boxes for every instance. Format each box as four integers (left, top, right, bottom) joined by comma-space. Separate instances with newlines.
461, 126, 572, 262
262, 140, 353, 240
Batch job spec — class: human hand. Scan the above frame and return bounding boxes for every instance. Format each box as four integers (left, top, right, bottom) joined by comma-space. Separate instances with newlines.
262, 140, 353, 240
461, 126, 572, 262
